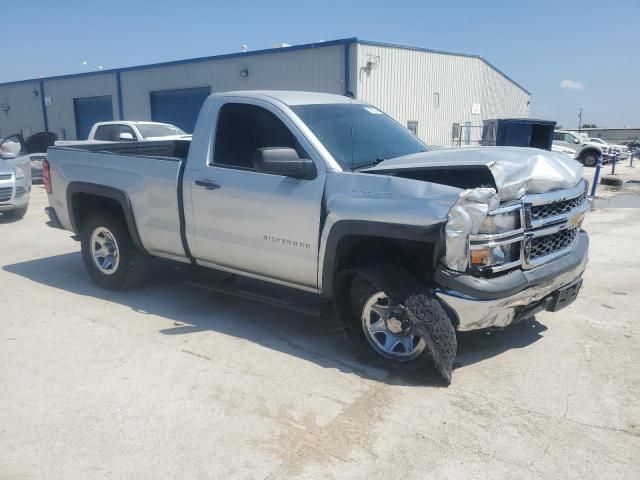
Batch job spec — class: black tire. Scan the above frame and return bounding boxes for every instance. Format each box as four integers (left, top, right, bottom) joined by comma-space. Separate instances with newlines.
344, 267, 457, 382
404, 291, 457, 384
348, 272, 427, 364
580, 151, 599, 167
80, 210, 150, 290
3, 205, 28, 219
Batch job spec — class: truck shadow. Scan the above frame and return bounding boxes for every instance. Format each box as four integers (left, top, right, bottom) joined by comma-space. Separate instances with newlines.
3, 252, 546, 387
0, 214, 23, 224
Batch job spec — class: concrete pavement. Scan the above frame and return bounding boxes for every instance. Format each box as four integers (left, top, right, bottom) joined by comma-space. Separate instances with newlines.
1, 186, 639, 479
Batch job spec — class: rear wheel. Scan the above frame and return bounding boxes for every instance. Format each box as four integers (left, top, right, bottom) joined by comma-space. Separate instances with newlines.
80, 211, 150, 290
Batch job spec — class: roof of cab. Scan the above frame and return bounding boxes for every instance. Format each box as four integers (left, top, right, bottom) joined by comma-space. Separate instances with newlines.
212, 90, 363, 106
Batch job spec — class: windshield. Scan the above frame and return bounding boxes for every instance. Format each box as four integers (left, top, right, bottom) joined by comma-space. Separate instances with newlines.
291, 103, 429, 170
136, 124, 186, 139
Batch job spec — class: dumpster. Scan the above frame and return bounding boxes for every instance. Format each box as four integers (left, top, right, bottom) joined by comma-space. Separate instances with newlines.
481, 118, 556, 150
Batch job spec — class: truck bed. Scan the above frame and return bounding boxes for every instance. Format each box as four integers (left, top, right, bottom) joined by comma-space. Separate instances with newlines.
46, 140, 191, 262
61, 139, 191, 160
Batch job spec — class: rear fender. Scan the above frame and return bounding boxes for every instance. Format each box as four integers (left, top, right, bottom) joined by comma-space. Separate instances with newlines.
66, 182, 147, 253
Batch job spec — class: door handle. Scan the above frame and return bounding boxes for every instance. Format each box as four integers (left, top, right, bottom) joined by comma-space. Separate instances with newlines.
195, 179, 221, 190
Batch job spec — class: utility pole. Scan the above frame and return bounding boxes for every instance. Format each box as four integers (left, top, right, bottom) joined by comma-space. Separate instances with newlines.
578, 107, 583, 133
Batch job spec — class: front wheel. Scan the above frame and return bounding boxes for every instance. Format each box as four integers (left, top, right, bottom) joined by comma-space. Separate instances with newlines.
580, 151, 599, 167
346, 267, 457, 382
359, 287, 428, 361
80, 211, 150, 290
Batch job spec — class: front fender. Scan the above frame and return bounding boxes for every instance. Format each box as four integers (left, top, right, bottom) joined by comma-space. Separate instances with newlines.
318, 171, 461, 297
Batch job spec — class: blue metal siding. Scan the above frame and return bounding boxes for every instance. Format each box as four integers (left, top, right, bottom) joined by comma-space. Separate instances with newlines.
116, 72, 124, 120
150, 87, 211, 133
38, 80, 48, 131
73, 95, 114, 140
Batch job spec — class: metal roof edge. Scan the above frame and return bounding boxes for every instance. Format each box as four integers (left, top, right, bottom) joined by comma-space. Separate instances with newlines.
0, 37, 359, 87
355, 39, 531, 95
0, 37, 530, 96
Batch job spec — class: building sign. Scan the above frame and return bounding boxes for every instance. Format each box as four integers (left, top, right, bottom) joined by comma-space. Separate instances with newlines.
472, 103, 481, 115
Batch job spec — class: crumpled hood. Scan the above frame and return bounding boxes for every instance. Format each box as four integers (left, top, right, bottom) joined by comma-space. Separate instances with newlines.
363, 147, 583, 202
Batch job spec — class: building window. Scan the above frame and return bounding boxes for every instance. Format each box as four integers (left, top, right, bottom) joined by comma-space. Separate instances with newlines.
407, 121, 418, 136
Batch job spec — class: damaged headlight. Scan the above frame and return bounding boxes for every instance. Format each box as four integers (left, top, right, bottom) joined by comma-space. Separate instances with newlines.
477, 210, 520, 234
470, 208, 522, 271
470, 240, 521, 270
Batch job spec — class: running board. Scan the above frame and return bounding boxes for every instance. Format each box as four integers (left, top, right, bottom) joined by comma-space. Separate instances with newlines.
186, 278, 329, 318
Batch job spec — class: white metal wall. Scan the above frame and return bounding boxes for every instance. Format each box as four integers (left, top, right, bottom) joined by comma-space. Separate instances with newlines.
43, 74, 120, 140
355, 44, 530, 146
1, 41, 530, 145
121, 45, 345, 121
0, 82, 45, 139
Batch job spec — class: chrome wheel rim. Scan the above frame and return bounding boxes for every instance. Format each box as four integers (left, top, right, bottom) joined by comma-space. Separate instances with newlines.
361, 291, 426, 361
90, 227, 120, 275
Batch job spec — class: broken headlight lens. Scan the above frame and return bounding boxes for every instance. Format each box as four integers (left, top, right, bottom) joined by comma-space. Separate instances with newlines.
470, 241, 521, 269
477, 210, 521, 234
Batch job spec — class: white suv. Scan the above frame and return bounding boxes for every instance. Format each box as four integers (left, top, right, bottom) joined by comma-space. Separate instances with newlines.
553, 130, 607, 167
589, 138, 628, 159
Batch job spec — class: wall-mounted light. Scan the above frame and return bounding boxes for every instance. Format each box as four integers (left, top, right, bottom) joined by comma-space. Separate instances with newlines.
240, 69, 249, 78
1, 102, 10, 114
360, 54, 380, 78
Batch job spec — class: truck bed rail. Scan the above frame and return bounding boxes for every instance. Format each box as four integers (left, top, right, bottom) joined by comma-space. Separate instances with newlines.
50, 139, 190, 160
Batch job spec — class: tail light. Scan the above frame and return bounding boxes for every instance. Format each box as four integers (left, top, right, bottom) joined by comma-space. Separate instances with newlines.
43, 158, 52, 194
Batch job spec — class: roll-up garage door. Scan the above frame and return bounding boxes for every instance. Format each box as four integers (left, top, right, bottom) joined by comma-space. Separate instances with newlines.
150, 87, 211, 133
73, 95, 114, 140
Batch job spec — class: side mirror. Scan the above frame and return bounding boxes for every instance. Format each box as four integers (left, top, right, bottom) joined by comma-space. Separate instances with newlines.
119, 132, 135, 141
1, 152, 17, 160
574, 138, 580, 144
253, 147, 316, 179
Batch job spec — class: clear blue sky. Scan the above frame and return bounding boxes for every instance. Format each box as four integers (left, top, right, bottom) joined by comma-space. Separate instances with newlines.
2, 0, 638, 128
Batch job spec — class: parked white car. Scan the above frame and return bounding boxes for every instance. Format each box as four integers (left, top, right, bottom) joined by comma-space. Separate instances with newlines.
0, 146, 30, 220
55, 121, 191, 146
588, 138, 628, 159
1, 132, 57, 183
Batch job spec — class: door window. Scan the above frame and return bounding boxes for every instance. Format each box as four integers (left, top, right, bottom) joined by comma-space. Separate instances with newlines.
94, 125, 115, 141
213, 103, 302, 169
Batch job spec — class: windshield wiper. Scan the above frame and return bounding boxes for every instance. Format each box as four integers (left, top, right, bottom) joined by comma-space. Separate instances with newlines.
351, 158, 385, 171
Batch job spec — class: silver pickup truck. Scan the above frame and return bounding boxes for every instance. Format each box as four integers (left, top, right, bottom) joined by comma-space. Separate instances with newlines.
44, 91, 589, 382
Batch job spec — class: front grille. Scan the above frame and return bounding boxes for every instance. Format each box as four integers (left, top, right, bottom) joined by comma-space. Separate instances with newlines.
530, 228, 578, 260
0, 186, 12, 202
0, 174, 12, 180
15, 186, 26, 198
531, 193, 586, 221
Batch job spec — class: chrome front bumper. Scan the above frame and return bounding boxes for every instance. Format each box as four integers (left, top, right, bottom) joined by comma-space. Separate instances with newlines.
436, 231, 589, 332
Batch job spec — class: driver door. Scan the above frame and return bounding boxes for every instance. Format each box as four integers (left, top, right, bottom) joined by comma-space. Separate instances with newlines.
186, 101, 326, 289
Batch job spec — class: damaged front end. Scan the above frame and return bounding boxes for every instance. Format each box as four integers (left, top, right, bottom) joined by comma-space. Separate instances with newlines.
435, 150, 590, 331
363, 147, 590, 332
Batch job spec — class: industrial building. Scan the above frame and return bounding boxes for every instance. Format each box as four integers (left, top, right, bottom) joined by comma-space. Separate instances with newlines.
0, 38, 530, 147
570, 127, 640, 144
